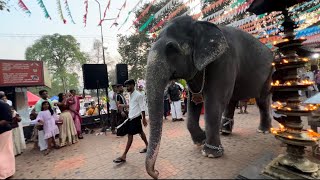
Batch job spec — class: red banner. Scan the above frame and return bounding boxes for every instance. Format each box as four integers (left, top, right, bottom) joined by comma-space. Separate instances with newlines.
0, 60, 45, 87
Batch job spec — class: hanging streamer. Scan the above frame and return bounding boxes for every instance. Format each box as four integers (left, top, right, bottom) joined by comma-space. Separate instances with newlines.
65, 0, 75, 24
83, 0, 89, 27
37, 0, 51, 19
98, 0, 111, 26
110, 0, 127, 28
139, 0, 177, 32
148, 0, 195, 34
57, 0, 66, 24
139, 14, 154, 32
118, 0, 143, 31
18, 0, 31, 15
132, 0, 158, 26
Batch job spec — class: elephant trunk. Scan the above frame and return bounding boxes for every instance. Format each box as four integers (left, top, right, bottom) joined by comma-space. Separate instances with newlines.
145, 49, 170, 179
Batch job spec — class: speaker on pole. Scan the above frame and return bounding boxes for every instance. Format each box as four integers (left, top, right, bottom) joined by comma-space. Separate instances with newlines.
82, 64, 109, 89
116, 64, 128, 85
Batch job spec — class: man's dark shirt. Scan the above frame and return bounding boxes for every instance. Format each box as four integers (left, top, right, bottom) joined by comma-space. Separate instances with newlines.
117, 93, 127, 105
168, 83, 182, 102
0, 101, 13, 134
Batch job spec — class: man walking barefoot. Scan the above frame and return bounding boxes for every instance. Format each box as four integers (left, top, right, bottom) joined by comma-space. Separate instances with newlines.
113, 79, 148, 163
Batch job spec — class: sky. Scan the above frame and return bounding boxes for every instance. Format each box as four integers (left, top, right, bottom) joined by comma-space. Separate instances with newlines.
0, 0, 144, 61
0, 0, 201, 63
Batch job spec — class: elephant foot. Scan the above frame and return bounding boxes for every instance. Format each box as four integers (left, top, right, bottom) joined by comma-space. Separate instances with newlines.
257, 128, 270, 134
257, 125, 271, 134
201, 143, 224, 158
220, 116, 234, 135
191, 130, 206, 146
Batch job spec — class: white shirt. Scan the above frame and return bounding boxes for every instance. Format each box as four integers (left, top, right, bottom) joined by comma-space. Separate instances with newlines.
128, 90, 145, 119
108, 91, 117, 110
6, 99, 12, 106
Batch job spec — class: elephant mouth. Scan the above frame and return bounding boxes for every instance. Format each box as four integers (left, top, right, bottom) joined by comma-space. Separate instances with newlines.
169, 71, 178, 80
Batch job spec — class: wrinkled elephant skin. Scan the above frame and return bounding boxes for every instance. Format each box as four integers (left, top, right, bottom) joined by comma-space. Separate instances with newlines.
145, 16, 273, 179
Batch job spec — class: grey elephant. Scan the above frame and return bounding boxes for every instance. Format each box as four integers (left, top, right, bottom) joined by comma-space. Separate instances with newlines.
145, 15, 273, 179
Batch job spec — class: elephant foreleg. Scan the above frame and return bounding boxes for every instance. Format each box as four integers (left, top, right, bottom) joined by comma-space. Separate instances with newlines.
202, 97, 227, 158
187, 93, 205, 146
221, 100, 238, 135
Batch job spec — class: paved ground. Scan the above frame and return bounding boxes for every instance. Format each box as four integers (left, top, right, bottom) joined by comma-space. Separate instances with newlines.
12, 106, 316, 179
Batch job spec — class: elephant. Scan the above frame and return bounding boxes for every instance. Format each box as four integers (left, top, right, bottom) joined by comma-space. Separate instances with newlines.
145, 15, 273, 179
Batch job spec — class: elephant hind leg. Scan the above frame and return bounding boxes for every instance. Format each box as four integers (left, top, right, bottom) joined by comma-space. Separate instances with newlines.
221, 100, 238, 135
255, 95, 272, 133
187, 94, 205, 146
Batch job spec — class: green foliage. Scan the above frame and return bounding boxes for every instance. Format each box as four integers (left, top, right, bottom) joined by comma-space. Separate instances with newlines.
178, 79, 187, 88
25, 34, 87, 94
0, 0, 8, 11
118, 0, 189, 80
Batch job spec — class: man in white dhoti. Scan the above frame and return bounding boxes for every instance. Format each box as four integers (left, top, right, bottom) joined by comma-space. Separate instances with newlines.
167, 80, 184, 122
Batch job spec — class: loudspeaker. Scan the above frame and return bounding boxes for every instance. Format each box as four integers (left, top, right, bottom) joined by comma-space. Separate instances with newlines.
82, 64, 109, 89
116, 64, 128, 85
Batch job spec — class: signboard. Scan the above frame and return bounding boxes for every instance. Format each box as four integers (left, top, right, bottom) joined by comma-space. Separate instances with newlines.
0, 60, 50, 87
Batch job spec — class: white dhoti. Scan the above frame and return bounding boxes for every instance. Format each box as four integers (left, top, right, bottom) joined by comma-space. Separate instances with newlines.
170, 101, 182, 119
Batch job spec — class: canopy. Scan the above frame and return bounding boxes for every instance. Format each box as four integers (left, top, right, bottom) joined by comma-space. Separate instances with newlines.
50, 96, 59, 101
27, 91, 40, 106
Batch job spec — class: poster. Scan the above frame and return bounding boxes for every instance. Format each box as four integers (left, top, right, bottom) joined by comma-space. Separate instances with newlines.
0, 60, 45, 87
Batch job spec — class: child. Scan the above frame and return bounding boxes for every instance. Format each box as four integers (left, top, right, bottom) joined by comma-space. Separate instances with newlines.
34, 101, 60, 155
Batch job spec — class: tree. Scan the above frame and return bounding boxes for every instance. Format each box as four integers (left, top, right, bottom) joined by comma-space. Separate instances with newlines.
118, 0, 188, 80
25, 34, 87, 93
0, 0, 7, 11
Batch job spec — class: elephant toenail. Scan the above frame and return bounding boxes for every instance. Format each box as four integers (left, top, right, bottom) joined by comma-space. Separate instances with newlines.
201, 150, 207, 157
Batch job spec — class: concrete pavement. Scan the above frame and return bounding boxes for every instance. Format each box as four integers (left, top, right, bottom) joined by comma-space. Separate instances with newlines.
13, 106, 308, 179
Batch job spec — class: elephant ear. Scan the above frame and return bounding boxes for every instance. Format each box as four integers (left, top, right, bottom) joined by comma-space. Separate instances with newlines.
193, 21, 229, 71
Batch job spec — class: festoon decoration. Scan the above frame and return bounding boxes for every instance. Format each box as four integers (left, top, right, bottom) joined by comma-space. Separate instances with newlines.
57, 0, 67, 24
18, 0, 31, 16
37, 0, 51, 19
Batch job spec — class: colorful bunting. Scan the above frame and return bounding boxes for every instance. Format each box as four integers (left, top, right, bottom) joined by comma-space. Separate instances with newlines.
118, 0, 144, 31
18, 0, 31, 16
139, 14, 154, 32
132, 0, 158, 26
57, 0, 66, 24
98, 0, 111, 26
110, 0, 127, 28
148, 0, 194, 33
37, 0, 51, 19
139, 0, 177, 32
64, 0, 75, 24
83, 0, 89, 27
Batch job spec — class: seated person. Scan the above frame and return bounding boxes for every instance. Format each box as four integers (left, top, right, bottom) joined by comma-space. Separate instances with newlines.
86, 104, 99, 116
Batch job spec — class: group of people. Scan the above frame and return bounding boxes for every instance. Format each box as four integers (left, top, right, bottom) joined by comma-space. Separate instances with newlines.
31, 89, 84, 155
0, 91, 26, 179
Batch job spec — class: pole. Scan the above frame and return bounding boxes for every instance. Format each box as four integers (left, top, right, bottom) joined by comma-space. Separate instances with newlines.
95, 0, 106, 65
94, 0, 109, 119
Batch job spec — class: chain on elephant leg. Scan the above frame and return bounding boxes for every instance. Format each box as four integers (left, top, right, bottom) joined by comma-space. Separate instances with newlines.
220, 116, 234, 135
201, 143, 224, 158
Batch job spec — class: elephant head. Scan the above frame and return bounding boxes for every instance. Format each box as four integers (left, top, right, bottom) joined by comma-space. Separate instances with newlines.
145, 16, 229, 179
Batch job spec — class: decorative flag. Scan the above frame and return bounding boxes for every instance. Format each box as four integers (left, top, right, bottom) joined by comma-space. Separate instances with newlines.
83, 0, 89, 27
110, 0, 127, 28
118, 0, 143, 31
139, 14, 154, 32
57, 0, 67, 24
133, 0, 158, 26
18, 0, 31, 16
65, 0, 76, 24
37, 0, 51, 19
98, 0, 111, 26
